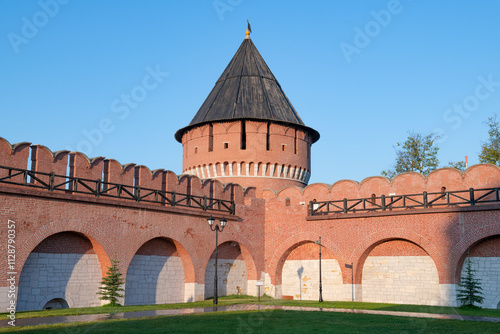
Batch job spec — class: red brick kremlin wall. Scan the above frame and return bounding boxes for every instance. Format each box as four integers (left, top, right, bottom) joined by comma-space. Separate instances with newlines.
1, 136, 500, 308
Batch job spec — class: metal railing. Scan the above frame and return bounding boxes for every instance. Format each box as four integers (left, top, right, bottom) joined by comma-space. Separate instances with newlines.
0, 165, 235, 215
309, 187, 500, 216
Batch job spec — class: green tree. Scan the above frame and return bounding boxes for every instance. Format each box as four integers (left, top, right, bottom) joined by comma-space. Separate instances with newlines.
382, 132, 440, 178
447, 160, 466, 172
478, 114, 500, 166
97, 255, 125, 306
457, 254, 484, 308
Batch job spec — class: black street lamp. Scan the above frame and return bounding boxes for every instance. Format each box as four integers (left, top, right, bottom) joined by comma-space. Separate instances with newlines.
208, 215, 227, 305
315, 237, 323, 303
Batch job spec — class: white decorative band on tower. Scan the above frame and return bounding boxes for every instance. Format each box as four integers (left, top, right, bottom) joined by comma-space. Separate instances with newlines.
184, 161, 310, 184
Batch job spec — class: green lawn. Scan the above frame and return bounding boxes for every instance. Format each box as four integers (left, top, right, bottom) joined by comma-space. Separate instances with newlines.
259, 299, 500, 318
3, 295, 500, 320
2, 310, 500, 333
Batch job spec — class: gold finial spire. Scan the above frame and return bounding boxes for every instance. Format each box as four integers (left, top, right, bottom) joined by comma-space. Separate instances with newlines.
245, 19, 251, 39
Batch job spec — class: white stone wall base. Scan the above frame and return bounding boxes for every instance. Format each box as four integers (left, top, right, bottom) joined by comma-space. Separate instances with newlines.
125, 254, 184, 306
195, 283, 205, 301
185, 282, 205, 302
274, 284, 282, 299
439, 284, 458, 307
282, 259, 343, 301
247, 279, 257, 297
0, 287, 14, 311
17, 253, 102, 311
460, 257, 500, 309
205, 259, 248, 298
337, 283, 361, 302
264, 272, 278, 298
362, 256, 440, 306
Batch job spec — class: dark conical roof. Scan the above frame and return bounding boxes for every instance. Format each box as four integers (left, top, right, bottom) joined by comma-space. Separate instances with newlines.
175, 36, 320, 143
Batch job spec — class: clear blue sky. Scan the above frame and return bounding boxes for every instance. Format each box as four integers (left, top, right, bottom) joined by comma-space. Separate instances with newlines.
1, 0, 499, 185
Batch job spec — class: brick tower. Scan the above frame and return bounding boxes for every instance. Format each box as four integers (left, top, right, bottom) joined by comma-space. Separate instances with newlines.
175, 27, 319, 191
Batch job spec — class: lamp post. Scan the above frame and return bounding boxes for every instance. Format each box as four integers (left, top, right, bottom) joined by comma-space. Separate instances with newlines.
315, 237, 323, 303
208, 215, 227, 305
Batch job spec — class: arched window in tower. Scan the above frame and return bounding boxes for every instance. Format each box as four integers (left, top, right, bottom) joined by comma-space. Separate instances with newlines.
208, 123, 213, 152
306, 133, 310, 159
241, 121, 246, 150
294, 128, 298, 154
266, 122, 270, 151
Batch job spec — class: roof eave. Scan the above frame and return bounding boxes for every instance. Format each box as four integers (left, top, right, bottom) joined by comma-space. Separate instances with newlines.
175, 118, 319, 143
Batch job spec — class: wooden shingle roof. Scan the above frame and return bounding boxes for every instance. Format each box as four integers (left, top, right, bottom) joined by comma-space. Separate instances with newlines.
175, 37, 319, 143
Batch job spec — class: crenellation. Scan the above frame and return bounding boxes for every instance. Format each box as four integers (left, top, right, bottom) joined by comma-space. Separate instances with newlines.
134, 165, 166, 198
210, 179, 226, 201
358, 176, 391, 199
162, 170, 177, 192
426, 168, 464, 191
29, 145, 70, 185
190, 177, 204, 198
0, 137, 31, 184
25, 147, 64, 191
243, 187, 256, 199
69, 152, 104, 181
176, 174, 191, 197
464, 164, 500, 188
268, 164, 500, 203
100, 159, 134, 199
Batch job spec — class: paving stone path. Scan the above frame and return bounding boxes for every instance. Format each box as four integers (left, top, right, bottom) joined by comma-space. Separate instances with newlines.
1, 304, 500, 328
